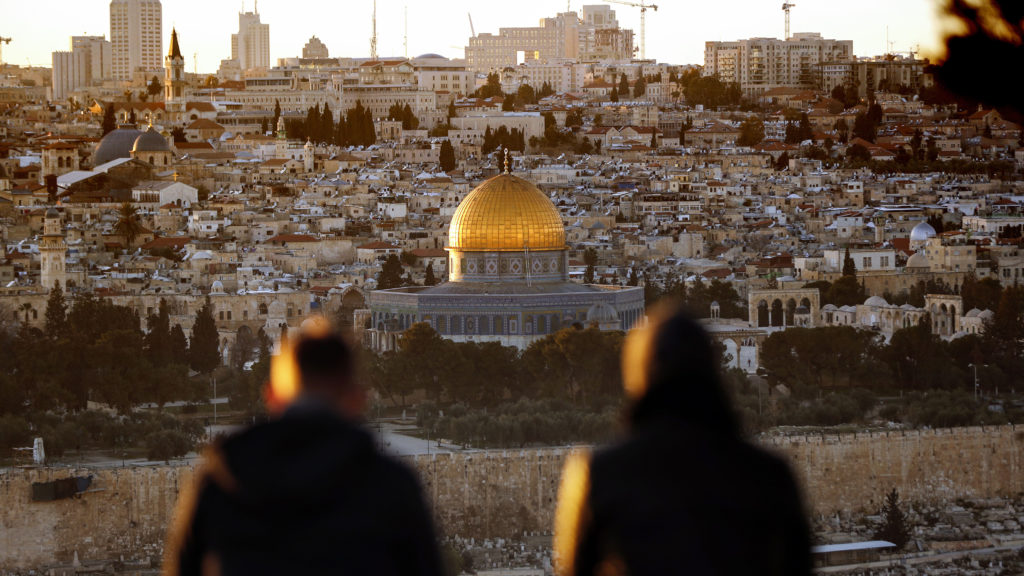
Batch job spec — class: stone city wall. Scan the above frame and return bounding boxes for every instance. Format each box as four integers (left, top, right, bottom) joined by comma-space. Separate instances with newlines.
1, 425, 1022, 571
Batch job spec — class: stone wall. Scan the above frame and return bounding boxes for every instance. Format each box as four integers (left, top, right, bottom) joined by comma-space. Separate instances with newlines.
1, 426, 1022, 571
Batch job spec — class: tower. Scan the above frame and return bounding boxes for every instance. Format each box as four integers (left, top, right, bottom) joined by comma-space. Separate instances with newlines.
165, 28, 186, 124
39, 208, 67, 291
304, 138, 315, 172
110, 0, 163, 82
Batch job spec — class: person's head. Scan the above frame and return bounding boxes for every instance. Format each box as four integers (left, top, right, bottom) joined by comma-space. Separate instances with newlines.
291, 331, 365, 419
621, 300, 737, 437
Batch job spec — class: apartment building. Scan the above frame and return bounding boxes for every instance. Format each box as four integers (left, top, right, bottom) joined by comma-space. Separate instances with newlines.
466, 6, 633, 73
109, 0, 162, 81
704, 33, 853, 96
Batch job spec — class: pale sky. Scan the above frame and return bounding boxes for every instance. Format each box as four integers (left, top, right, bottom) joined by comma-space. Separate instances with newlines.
0, 0, 953, 74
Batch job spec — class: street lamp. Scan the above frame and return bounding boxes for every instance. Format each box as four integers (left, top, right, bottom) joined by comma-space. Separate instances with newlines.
968, 363, 987, 400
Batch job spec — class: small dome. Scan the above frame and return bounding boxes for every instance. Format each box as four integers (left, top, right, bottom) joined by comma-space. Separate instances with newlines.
45, 207, 60, 218
93, 125, 143, 165
900, 303, 917, 311
210, 280, 225, 294
978, 310, 994, 320
905, 252, 929, 269
965, 308, 982, 318
448, 174, 565, 252
586, 301, 619, 323
822, 304, 838, 311
416, 53, 445, 59
910, 220, 937, 242
864, 295, 889, 307
132, 126, 170, 153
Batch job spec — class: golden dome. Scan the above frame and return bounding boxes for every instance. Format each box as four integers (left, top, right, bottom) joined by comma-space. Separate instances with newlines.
448, 174, 566, 252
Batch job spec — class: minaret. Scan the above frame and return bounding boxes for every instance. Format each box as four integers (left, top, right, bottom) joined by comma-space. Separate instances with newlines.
304, 138, 315, 172
165, 28, 186, 124
39, 207, 67, 291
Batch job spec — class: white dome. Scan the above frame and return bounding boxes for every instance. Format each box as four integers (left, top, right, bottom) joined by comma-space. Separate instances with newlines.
586, 301, 619, 323
910, 221, 937, 243
864, 296, 889, 307
210, 280, 226, 294
965, 308, 982, 318
905, 252, 930, 269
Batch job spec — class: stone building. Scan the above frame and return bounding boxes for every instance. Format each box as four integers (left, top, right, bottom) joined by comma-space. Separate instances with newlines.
366, 169, 644, 351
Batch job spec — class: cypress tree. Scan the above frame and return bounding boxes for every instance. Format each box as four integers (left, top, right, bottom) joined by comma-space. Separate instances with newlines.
189, 298, 220, 374
321, 103, 334, 143
101, 105, 117, 135
439, 140, 456, 172
44, 283, 68, 339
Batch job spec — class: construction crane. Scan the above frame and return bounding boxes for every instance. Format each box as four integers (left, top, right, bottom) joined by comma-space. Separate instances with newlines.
370, 0, 378, 61
602, 0, 658, 60
782, 3, 795, 40
0, 37, 10, 67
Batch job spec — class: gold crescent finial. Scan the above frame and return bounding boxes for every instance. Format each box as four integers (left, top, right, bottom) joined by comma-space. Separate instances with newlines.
503, 148, 510, 174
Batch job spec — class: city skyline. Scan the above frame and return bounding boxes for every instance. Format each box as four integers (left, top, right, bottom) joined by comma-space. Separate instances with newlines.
3, 0, 951, 74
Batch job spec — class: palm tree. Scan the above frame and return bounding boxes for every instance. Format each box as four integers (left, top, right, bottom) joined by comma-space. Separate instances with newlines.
114, 202, 143, 249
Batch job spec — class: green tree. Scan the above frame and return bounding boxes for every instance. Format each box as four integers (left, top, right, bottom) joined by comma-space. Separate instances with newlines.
501, 94, 516, 111
874, 488, 912, 549
272, 99, 281, 130
847, 143, 871, 163
321, 103, 335, 142
147, 76, 162, 98
853, 112, 876, 142
44, 284, 68, 339
842, 247, 857, 277
516, 83, 536, 105
438, 140, 456, 172
101, 105, 117, 135
114, 202, 143, 249
377, 254, 406, 289
189, 298, 220, 374
170, 126, 186, 143
609, 86, 619, 102
632, 75, 646, 98
737, 117, 765, 147
618, 73, 630, 95
424, 262, 439, 286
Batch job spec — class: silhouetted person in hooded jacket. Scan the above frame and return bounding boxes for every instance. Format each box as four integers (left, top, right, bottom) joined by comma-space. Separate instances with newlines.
164, 329, 442, 576
554, 302, 811, 576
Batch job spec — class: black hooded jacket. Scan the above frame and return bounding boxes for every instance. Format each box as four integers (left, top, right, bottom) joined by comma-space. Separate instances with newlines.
165, 404, 442, 576
555, 309, 811, 576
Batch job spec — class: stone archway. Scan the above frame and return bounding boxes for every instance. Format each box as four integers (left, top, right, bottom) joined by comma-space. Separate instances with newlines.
748, 288, 821, 329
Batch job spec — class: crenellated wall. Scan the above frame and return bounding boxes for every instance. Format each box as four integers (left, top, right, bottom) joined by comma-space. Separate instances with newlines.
1, 426, 1022, 571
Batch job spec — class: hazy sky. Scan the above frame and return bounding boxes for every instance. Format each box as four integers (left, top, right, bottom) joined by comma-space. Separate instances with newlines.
1, 0, 953, 74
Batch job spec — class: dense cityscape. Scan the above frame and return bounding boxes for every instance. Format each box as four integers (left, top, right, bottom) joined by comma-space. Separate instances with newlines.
1, 0, 1024, 574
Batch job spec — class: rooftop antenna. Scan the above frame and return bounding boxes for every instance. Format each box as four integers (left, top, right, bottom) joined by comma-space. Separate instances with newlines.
193, 52, 198, 74
370, 0, 378, 60
404, 6, 408, 58
468, 13, 476, 38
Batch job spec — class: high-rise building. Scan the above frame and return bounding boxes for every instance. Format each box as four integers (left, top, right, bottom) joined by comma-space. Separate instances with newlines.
71, 36, 113, 82
231, 7, 271, 73
110, 0, 163, 81
704, 33, 853, 96
51, 51, 88, 101
302, 36, 329, 59
52, 36, 113, 100
465, 5, 633, 73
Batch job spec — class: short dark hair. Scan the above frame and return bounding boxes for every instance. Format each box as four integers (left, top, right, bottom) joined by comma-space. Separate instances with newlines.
294, 332, 354, 391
